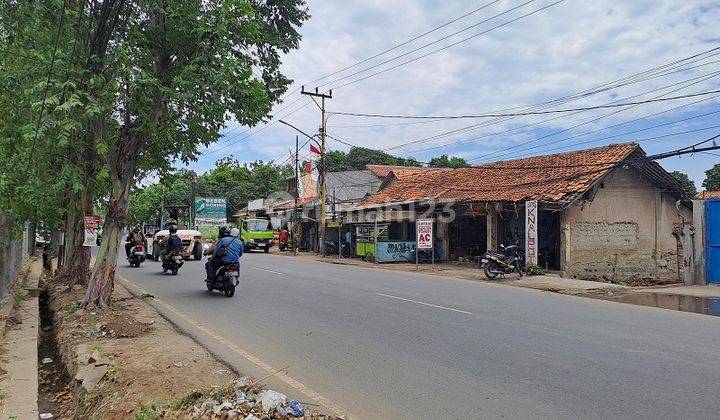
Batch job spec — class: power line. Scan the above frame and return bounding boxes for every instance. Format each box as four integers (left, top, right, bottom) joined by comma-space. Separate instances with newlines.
384, 60, 720, 152
331, 90, 720, 120
331, 0, 566, 91
468, 71, 720, 163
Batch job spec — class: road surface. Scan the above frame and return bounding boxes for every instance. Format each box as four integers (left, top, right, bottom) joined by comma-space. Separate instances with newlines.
117, 252, 720, 419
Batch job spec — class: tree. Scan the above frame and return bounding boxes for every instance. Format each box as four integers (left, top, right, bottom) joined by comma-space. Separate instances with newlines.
670, 171, 697, 197
81, 0, 309, 307
324, 150, 349, 172
702, 164, 720, 192
428, 154, 470, 168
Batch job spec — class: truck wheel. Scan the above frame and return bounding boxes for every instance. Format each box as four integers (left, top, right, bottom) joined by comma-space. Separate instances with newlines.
193, 243, 203, 260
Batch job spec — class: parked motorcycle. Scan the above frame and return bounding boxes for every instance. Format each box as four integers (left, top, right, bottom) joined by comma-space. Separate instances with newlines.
480, 243, 525, 279
127, 243, 145, 268
206, 262, 239, 297
162, 251, 183, 275
323, 240, 352, 258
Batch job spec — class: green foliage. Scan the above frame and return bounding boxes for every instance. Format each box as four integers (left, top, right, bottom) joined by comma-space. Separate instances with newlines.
670, 171, 697, 197
702, 164, 720, 192
524, 263, 546, 276
428, 154, 471, 168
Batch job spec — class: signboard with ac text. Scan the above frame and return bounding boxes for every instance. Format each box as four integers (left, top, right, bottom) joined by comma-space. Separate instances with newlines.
416, 219, 434, 250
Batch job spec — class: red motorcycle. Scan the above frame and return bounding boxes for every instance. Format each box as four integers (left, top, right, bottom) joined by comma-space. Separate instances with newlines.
127, 243, 145, 268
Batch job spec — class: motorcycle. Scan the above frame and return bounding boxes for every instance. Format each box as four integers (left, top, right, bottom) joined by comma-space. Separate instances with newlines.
480, 243, 525, 279
323, 240, 352, 258
127, 243, 145, 268
206, 262, 239, 297
162, 251, 184, 275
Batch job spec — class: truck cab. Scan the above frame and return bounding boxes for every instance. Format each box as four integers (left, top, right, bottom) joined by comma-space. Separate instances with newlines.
240, 218, 275, 253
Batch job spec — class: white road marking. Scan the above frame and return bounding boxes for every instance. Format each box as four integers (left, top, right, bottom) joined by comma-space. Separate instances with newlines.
249, 266, 285, 275
376, 293, 473, 315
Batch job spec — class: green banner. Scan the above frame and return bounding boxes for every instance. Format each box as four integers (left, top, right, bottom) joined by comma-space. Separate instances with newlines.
195, 197, 227, 225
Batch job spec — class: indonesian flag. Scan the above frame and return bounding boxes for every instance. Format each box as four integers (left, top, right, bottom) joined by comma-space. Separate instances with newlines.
309, 144, 321, 155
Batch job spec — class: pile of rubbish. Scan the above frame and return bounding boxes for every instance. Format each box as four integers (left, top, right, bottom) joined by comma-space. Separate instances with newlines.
172, 377, 341, 419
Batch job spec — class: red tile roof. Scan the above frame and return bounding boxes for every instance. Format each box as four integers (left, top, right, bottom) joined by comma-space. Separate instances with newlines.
365, 164, 431, 178
363, 143, 640, 206
696, 190, 720, 200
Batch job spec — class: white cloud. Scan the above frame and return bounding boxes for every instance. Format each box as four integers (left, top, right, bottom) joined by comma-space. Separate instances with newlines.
193, 0, 720, 187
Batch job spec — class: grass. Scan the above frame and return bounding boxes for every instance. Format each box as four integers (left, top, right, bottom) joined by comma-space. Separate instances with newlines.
106, 363, 120, 378
197, 226, 220, 242
65, 302, 80, 314
134, 406, 160, 420
170, 390, 203, 410
0, 391, 5, 400
13, 292, 27, 302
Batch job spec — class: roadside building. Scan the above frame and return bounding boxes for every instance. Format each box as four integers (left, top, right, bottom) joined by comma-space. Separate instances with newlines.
355, 143, 691, 282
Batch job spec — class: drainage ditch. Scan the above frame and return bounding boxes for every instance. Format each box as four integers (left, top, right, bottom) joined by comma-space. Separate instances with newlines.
38, 289, 75, 419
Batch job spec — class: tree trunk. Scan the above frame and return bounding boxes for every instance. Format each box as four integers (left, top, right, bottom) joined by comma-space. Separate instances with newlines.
82, 177, 130, 308
82, 130, 138, 308
65, 189, 93, 286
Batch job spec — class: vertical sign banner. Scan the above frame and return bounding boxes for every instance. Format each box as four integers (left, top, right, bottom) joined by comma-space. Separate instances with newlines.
83, 215, 103, 247
194, 197, 227, 226
525, 200, 538, 265
416, 219, 434, 249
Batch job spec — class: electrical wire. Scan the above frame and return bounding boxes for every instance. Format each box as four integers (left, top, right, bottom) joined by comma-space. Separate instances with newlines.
331, 0, 566, 91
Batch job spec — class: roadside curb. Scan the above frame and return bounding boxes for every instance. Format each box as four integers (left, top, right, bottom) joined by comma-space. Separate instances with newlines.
117, 276, 348, 418
0, 257, 42, 420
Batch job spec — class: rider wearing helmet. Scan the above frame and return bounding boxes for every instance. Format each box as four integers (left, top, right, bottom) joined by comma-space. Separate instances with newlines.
125, 227, 143, 257
159, 224, 183, 261
205, 227, 243, 282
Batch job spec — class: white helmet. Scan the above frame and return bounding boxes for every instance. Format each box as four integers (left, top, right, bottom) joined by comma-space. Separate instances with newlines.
230, 228, 240, 237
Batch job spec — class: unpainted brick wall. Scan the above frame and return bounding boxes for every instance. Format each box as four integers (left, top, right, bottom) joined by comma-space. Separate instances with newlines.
566, 221, 677, 280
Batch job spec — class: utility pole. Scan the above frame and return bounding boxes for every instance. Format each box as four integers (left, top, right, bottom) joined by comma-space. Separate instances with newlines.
294, 135, 299, 256
190, 172, 197, 229
301, 86, 332, 256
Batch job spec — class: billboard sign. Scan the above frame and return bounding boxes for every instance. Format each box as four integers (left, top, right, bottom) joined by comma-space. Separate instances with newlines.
195, 197, 227, 226
416, 219, 434, 250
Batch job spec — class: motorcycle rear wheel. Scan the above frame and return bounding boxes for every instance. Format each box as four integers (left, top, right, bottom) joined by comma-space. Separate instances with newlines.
224, 285, 235, 297
484, 262, 501, 279
171, 268, 178, 275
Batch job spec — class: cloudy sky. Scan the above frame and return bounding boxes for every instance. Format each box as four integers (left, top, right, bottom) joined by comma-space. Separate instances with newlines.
187, 0, 720, 188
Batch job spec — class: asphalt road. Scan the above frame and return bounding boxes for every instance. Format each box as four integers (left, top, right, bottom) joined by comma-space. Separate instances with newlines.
117, 251, 720, 419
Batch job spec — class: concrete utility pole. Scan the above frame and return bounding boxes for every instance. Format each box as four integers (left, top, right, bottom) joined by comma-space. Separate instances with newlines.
301, 86, 332, 256
294, 135, 299, 256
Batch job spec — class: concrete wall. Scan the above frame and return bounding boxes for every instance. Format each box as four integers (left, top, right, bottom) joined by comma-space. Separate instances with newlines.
560, 166, 691, 281
0, 215, 32, 302
680, 200, 706, 285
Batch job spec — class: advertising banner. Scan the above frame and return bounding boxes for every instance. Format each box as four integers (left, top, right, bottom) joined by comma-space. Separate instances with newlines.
416, 219, 434, 250
83, 215, 104, 247
525, 200, 538, 265
195, 197, 227, 226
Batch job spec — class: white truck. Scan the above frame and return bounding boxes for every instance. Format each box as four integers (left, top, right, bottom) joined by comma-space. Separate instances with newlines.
146, 226, 203, 261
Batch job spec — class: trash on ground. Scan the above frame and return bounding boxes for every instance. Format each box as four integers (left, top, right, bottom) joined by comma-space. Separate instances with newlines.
41, 357, 53, 364
259, 389, 287, 413
39, 413, 54, 419
286, 400, 304, 417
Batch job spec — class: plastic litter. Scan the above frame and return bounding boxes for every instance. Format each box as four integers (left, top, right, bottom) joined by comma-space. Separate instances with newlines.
259, 389, 286, 413
213, 401, 234, 415
41, 357, 53, 364
286, 400, 305, 417
235, 391, 247, 401
39, 413, 54, 419
244, 415, 260, 420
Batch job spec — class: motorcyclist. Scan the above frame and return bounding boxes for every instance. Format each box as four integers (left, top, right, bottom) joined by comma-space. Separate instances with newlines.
206, 227, 243, 282
204, 226, 229, 279
159, 225, 183, 261
125, 227, 144, 257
